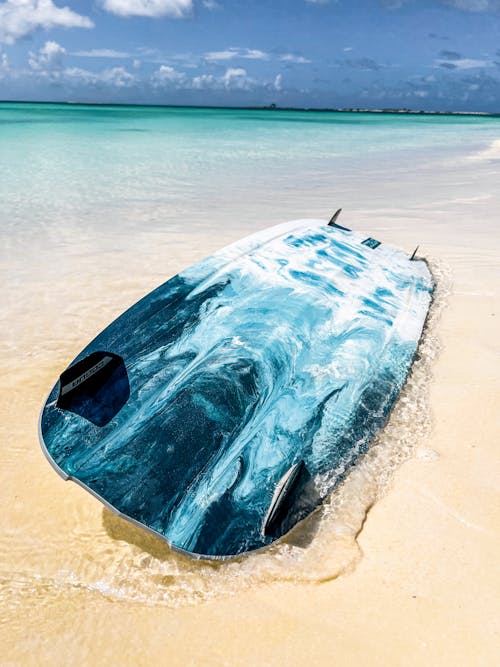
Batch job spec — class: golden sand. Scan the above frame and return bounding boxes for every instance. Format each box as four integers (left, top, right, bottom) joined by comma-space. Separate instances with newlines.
1, 153, 499, 666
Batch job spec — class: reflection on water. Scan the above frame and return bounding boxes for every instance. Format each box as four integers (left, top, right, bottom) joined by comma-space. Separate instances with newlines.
0, 259, 448, 612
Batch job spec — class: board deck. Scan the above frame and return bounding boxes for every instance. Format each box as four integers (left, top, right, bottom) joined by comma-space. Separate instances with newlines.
39, 219, 433, 559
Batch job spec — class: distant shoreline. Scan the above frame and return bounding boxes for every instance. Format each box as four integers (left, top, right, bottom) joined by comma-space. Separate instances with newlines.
1, 99, 499, 118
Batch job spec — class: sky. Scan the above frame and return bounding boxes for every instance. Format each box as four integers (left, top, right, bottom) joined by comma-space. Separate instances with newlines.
0, 0, 499, 111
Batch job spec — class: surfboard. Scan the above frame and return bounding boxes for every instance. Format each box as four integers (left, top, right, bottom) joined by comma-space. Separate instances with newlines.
39, 217, 433, 559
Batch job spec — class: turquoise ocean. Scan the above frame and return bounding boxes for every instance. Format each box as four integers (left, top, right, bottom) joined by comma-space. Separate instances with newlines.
2, 102, 499, 357
2, 103, 500, 247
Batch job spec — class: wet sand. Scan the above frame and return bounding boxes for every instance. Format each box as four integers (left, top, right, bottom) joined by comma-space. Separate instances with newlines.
2, 148, 499, 665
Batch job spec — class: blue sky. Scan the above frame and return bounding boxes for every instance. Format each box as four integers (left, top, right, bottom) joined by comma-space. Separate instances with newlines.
0, 0, 499, 110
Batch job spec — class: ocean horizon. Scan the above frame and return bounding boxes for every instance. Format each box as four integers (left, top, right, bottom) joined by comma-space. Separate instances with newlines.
2, 99, 499, 116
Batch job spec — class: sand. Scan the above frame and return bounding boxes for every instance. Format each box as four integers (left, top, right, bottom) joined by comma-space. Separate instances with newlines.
1, 148, 499, 666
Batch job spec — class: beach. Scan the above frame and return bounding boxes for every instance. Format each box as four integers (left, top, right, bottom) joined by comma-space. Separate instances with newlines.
1, 104, 499, 665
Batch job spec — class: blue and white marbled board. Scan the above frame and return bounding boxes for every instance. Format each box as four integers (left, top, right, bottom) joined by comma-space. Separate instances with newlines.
40, 220, 433, 559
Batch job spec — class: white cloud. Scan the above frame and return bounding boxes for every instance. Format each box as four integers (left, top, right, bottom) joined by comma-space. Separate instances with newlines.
244, 49, 268, 60
0, 52, 9, 76
222, 67, 253, 89
223, 67, 245, 78
64, 65, 137, 87
444, 0, 500, 10
204, 49, 236, 61
381, 0, 406, 7
204, 47, 269, 62
0, 0, 93, 45
136, 47, 158, 57
73, 49, 132, 58
202, 0, 220, 8
19, 49, 138, 88
436, 57, 491, 69
280, 54, 311, 64
99, 0, 192, 18
453, 58, 491, 68
29, 40, 66, 70
340, 57, 383, 71
385, 0, 500, 9
99, 66, 136, 87
60, 66, 93, 83
191, 67, 256, 90
0, 43, 285, 99
191, 73, 217, 89
151, 64, 185, 84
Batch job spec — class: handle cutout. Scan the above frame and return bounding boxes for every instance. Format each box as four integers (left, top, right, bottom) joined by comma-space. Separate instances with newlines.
57, 351, 130, 427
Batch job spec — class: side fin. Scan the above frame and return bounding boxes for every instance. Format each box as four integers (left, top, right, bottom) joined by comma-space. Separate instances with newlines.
262, 461, 322, 538
410, 245, 419, 261
263, 461, 307, 537
328, 208, 342, 225
328, 208, 351, 231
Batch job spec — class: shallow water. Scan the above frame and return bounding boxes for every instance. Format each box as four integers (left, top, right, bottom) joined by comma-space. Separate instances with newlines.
1, 104, 499, 650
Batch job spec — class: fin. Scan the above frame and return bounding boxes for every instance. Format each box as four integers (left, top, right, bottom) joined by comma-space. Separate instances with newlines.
410, 245, 419, 261
263, 461, 305, 537
262, 461, 322, 539
57, 351, 130, 427
328, 209, 351, 231
362, 237, 381, 249
328, 208, 342, 225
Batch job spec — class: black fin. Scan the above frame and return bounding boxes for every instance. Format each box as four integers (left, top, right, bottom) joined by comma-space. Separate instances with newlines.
328, 208, 342, 225
263, 461, 321, 538
328, 208, 351, 231
410, 245, 419, 261
57, 351, 130, 427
